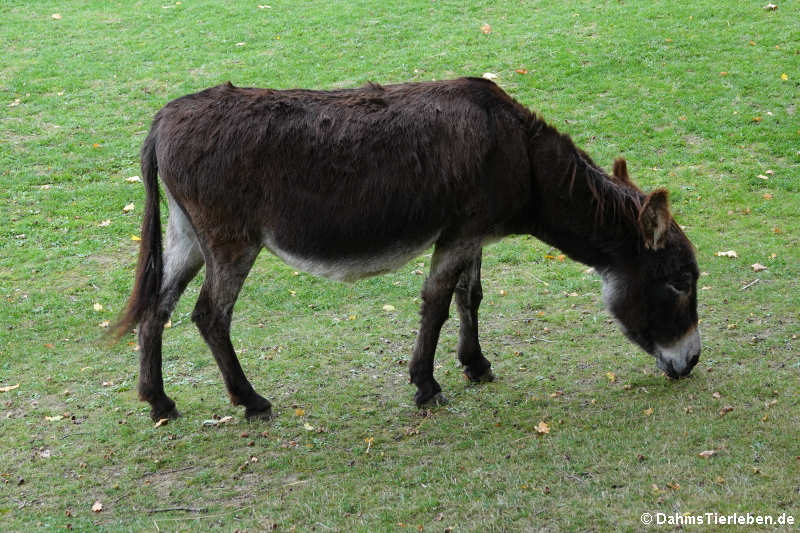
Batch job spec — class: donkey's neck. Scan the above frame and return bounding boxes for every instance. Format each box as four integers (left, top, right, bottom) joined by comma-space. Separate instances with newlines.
528, 128, 643, 270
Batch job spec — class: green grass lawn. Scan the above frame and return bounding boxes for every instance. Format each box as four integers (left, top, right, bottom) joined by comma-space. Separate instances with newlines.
1, 1, 798, 531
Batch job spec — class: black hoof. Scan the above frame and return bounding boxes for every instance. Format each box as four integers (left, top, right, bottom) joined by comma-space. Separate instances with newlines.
245, 404, 274, 421
150, 400, 181, 422
244, 395, 273, 421
418, 392, 448, 408
464, 366, 495, 383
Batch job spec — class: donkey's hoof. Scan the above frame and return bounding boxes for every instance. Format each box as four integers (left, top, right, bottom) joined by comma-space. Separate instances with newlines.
245, 405, 274, 421
418, 392, 448, 408
244, 396, 273, 421
464, 367, 495, 383
150, 404, 181, 422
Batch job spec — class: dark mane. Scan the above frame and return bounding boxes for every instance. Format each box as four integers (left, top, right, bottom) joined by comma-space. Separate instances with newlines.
572, 148, 643, 229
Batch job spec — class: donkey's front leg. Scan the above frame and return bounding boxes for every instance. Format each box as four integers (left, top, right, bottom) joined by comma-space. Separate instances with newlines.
409, 242, 477, 407
454, 250, 494, 383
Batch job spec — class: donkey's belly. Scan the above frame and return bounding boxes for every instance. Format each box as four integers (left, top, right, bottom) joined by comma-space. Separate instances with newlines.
262, 232, 440, 282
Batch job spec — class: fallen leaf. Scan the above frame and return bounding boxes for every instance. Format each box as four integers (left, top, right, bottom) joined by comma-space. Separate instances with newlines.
712, 392, 721, 399
131, 235, 141, 241
499, 289, 507, 296
752, 116, 762, 123
154, 418, 169, 428
93, 302, 103, 312
482, 72, 498, 80
666, 482, 680, 490
719, 405, 734, 416
98, 219, 111, 227
125, 176, 141, 183
643, 407, 654, 417
751, 263, 767, 272
715, 250, 738, 258
99, 320, 110, 328
382, 304, 396, 312
535, 421, 550, 434
515, 68, 528, 75
91, 501, 103, 513
45, 415, 64, 422
698, 450, 716, 459
303, 422, 314, 431
762, 193, 773, 200
756, 174, 769, 180
258, 5, 272, 8
606, 372, 616, 383
295, 408, 305, 416
764, 3, 777, 10
0, 384, 20, 393
780, 73, 788, 80
164, 319, 172, 328
122, 203, 135, 213
92, 143, 101, 148
51, 13, 62, 19
480, 23, 492, 35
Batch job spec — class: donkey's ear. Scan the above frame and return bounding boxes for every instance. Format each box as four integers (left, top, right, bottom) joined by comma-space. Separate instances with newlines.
638, 189, 671, 250
612, 157, 629, 181
612, 157, 640, 190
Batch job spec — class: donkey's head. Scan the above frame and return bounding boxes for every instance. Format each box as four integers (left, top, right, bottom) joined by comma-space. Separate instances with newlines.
601, 159, 700, 378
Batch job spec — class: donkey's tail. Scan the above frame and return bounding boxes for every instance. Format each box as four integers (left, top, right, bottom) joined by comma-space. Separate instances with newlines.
109, 132, 163, 341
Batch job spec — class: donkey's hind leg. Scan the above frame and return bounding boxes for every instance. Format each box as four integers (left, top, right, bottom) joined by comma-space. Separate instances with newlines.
138, 196, 204, 420
409, 240, 481, 407
191, 242, 272, 420
454, 249, 494, 383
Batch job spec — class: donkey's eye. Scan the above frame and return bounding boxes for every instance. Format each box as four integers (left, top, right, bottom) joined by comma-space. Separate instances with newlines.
665, 282, 687, 295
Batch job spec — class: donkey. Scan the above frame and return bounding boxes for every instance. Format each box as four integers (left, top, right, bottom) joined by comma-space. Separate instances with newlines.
113, 77, 700, 421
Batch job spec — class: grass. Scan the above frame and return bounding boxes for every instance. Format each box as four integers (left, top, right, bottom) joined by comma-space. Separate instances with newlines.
1, 0, 798, 531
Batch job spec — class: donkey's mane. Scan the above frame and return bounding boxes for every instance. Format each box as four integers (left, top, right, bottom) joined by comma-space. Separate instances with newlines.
562, 135, 644, 230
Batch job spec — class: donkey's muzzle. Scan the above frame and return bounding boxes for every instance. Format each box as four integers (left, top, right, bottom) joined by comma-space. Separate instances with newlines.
655, 327, 701, 378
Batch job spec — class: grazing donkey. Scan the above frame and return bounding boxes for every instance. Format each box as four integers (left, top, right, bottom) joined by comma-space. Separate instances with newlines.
114, 78, 700, 421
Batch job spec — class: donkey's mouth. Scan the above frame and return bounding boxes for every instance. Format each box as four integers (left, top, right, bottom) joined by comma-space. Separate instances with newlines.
655, 349, 700, 379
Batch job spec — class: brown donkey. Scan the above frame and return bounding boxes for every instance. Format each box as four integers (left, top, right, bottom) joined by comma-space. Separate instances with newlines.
114, 78, 700, 421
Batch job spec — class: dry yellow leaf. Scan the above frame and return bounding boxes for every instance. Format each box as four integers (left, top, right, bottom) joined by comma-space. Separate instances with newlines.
93, 302, 103, 312
45, 415, 63, 422
751, 263, 767, 272
91, 501, 103, 513
643, 407, 654, 416
382, 304, 396, 312
781, 73, 788, 80
295, 408, 305, 416
154, 418, 169, 428
125, 176, 141, 183
535, 421, 550, 434
122, 203, 135, 213
51, 13, 62, 19
480, 23, 492, 34
698, 450, 716, 459
715, 250, 738, 258
606, 372, 616, 383
0, 383, 20, 393
98, 219, 111, 227
131, 235, 142, 241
